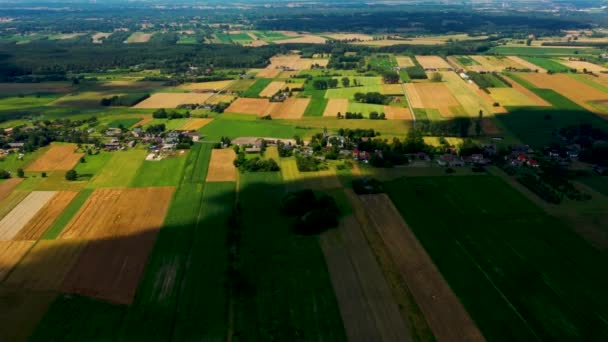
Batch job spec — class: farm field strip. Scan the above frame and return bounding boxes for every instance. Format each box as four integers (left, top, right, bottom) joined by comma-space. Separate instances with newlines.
321, 215, 412, 342
0, 178, 22, 202
560, 59, 607, 73
206, 148, 237, 182
0, 190, 30, 220
259, 81, 286, 97
14, 191, 78, 240
88, 149, 145, 188
466, 56, 525, 72
269, 97, 310, 119
384, 106, 413, 120
500, 74, 551, 106
414, 55, 451, 69
395, 56, 415, 67
441, 71, 495, 116
179, 80, 234, 91
359, 193, 484, 342
323, 99, 349, 117
41, 189, 93, 240
280, 158, 342, 190
0, 240, 36, 281
25, 144, 84, 172
506, 56, 547, 72
179, 118, 214, 130
133, 93, 213, 109
225, 97, 275, 116
0, 191, 57, 240
406, 82, 462, 117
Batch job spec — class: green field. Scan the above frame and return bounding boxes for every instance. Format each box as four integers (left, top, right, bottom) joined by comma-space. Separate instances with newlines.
302, 79, 328, 116
325, 77, 382, 99
254, 31, 290, 42
130, 153, 189, 187
241, 78, 273, 98
348, 102, 385, 116
41, 189, 94, 239
235, 172, 346, 340
456, 56, 478, 66
521, 57, 570, 72
386, 175, 608, 341
199, 116, 311, 141
177, 36, 198, 44
0, 94, 60, 109
107, 117, 141, 128
87, 149, 146, 188
368, 54, 397, 71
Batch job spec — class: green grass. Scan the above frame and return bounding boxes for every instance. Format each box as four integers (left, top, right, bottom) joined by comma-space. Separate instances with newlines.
130, 153, 189, 187
0, 94, 60, 109
30, 295, 126, 342
199, 116, 311, 142
521, 57, 570, 72
368, 55, 397, 71
456, 56, 478, 66
107, 118, 141, 128
177, 36, 198, 44
254, 31, 289, 42
348, 102, 385, 117
325, 77, 382, 99
87, 149, 145, 188
235, 172, 347, 340
73, 151, 112, 180
41, 189, 93, 239
489, 46, 601, 56
386, 175, 608, 341
228, 33, 253, 43
0, 148, 47, 174
399, 70, 411, 82
241, 78, 273, 98
301, 79, 328, 116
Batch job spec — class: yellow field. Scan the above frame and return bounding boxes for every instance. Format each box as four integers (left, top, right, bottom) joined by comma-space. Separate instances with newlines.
133, 93, 213, 109
269, 97, 310, 119
225, 98, 275, 116
179, 118, 214, 130
384, 106, 413, 120
405, 82, 462, 117
256, 68, 282, 78
126, 32, 152, 43
326, 33, 374, 41
0, 191, 57, 240
489, 88, 548, 107
441, 71, 496, 116
507, 56, 547, 73
324, 99, 349, 117
206, 149, 237, 182
467, 56, 527, 72
268, 54, 314, 70
179, 80, 234, 91
559, 59, 607, 73
205, 94, 236, 105
395, 56, 415, 67
0, 241, 35, 281
381, 83, 404, 95
92, 32, 111, 43
415, 55, 452, 69
259, 81, 286, 97
274, 35, 327, 44
280, 158, 341, 191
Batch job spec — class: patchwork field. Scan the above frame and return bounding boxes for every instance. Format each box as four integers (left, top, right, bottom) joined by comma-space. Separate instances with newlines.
126, 32, 152, 43
0, 178, 22, 202
498, 75, 552, 106
384, 106, 413, 120
88, 149, 145, 188
415, 55, 451, 69
225, 97, 275, 116
13, 191, 78, 240
268, 54, 314, 70
441, 71, 496, 116
256, 67, 282, 78
259, 81, 286, 97
405, 82, 462, 117
489, 87, 548, 107
323, 99, 349, 117
269, 97, 310, 119
25, 144, 83, 172
206, 148, 237, 182
0, 240, 35, 281
325, 77, 382, 99
381, 83, 404, 95
395, 56, 415, 67
506, 56, 547, 72
0, 191, 57, 240
179, 80, 234, 91
133, 93, 212, 109
179, 118, 214, 130
559, 59, 607, 73
466, 55, 526, 72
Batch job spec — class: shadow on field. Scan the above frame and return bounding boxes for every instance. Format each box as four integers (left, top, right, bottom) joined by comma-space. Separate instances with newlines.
0, 175, 352, 342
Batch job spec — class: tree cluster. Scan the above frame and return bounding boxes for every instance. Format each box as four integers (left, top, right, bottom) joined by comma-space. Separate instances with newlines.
280, 190, 340, 235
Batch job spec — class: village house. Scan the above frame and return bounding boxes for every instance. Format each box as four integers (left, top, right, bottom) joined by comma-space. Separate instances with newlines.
7, 142, 24, 150
104, 139, 121, 151
105, 127, 123, 137
437, 154, 465, 167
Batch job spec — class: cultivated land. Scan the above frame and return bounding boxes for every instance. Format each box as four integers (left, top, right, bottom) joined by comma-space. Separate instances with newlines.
179, 80, 234, 91
179, 118, 214, 130
0, 191, 57, 240
133, 93, 213, 109
13, 191, 78, 240
324, 99, 349, 117
0, 178, 22, 202
206, 148, 237, 182
25, 144, 83, 172
0, 240, 35, 281
405, 82, 462, 117
415, 55, 451, 69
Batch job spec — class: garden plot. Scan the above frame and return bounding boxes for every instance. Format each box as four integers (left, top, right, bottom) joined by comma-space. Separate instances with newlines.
0, 191, 57, 240
133, 93, 213, 109
206, 149, 237, 182
25, 144, 84, 172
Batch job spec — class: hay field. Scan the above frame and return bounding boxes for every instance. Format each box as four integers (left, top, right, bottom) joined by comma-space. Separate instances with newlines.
489, 88, 548, 107
559, 59, 607, 73
133, 93, 213, 109
415, 55, 451, 69
320, 215, 411, 341
179, 80, 234, 91
395, 56, 415, 67
13, 191, 78, 240
269, 97, 310, 119
0, 191, 30, 221
256, 67, 282, 78
25, 144, 83, 172
179, 118, 214, 130
259, 81, 286, 97
520, 73, 608, 114
381, 83, 404, 95
206, 149, 237, 182
405, 82, 462, 117
225, 98, 275, 116
326, 33, 374, 41
205, 94, 236, 105
441, 71, 496, 116
126, 32, 152, 43
60, 187, 173, 240
269, 54, 314, 70
467, 56, 526, 72
507, 56, 547, 72
280, 158, 341, 191
323, 99, 349, 117
0, 241, 35, 281
384, 106, 413, 120
274, 35, 326, 44
0, 191, 57, 240
0, 178, 22, 202
501, 75, 551, 106
4, 239, 86, 291
359, 194, 484, 342
92, 32, 111, 43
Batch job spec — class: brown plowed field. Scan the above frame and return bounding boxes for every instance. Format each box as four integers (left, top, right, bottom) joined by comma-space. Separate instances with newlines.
133, 93, 213, 109
269, 97, 310, 119
225, 98, 275, 116
25, 145, 83, 172
520, 73, 608, 114
321, 215, 412, 342
58, 187, 173, 304
14, 191, 78, 240
415, 56, 451, 69
0, 240, 35, 281
323, 99, 349, 117
4, 239, 86, 291
179, 118, 214, 130
0, 191, 57, 240
0, 178, 22, 202
207, 149, 237, 182
359, 194, 485, 342
384, 106, 413, 120
259, 81, 286, 97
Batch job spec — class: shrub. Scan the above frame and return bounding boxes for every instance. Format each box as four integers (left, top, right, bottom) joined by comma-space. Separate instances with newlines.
0, 169, 10, 179
65, 169, 78, 181
352, 178, 384, 194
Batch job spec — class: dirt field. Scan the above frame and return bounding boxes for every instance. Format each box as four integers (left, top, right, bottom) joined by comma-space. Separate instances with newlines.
466, 56, 526, 72
4, 239, 86, 291
326, 33, 374, 41
384, 106, 413, 120
13, 191, 78, 240
323, 99, 349, 117
225, 98, 275, 116
179, 80, 234, 91
396, 56, 415, 67
501, 75, 551, 106
359, 194, 485, 342
179, 118, 214, 130
256, 68, 282, 78
320, 215, 412, 342
560, 59, 607, 73
133, 93, 213, 109
0, 178, 22, 202
206, 149, 237, 182
520, 73, 608, 114
259, 81, 286, 97
0, 241, 35, 281
58, 187, 174, 304
269, 54, 314, 70
415, 56, 452, 69
25, 144, 84, 172
405, 82, 462, 117
274, 35, 327, 44
0, 191, 57, 240
269, 97, 310, 119
506, 56, 547, 73
381, 83, 404, 95
92, 32, 111, 43
126, 32, 152, 43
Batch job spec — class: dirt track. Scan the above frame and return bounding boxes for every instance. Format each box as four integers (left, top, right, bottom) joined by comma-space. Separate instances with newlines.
359, 194, 485, 342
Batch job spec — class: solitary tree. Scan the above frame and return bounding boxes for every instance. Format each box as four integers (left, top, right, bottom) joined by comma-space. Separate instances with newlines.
17, 168, 24, 178
341, 77, 350, 88
431, 72, 443, 82
65, 169, 78, 181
